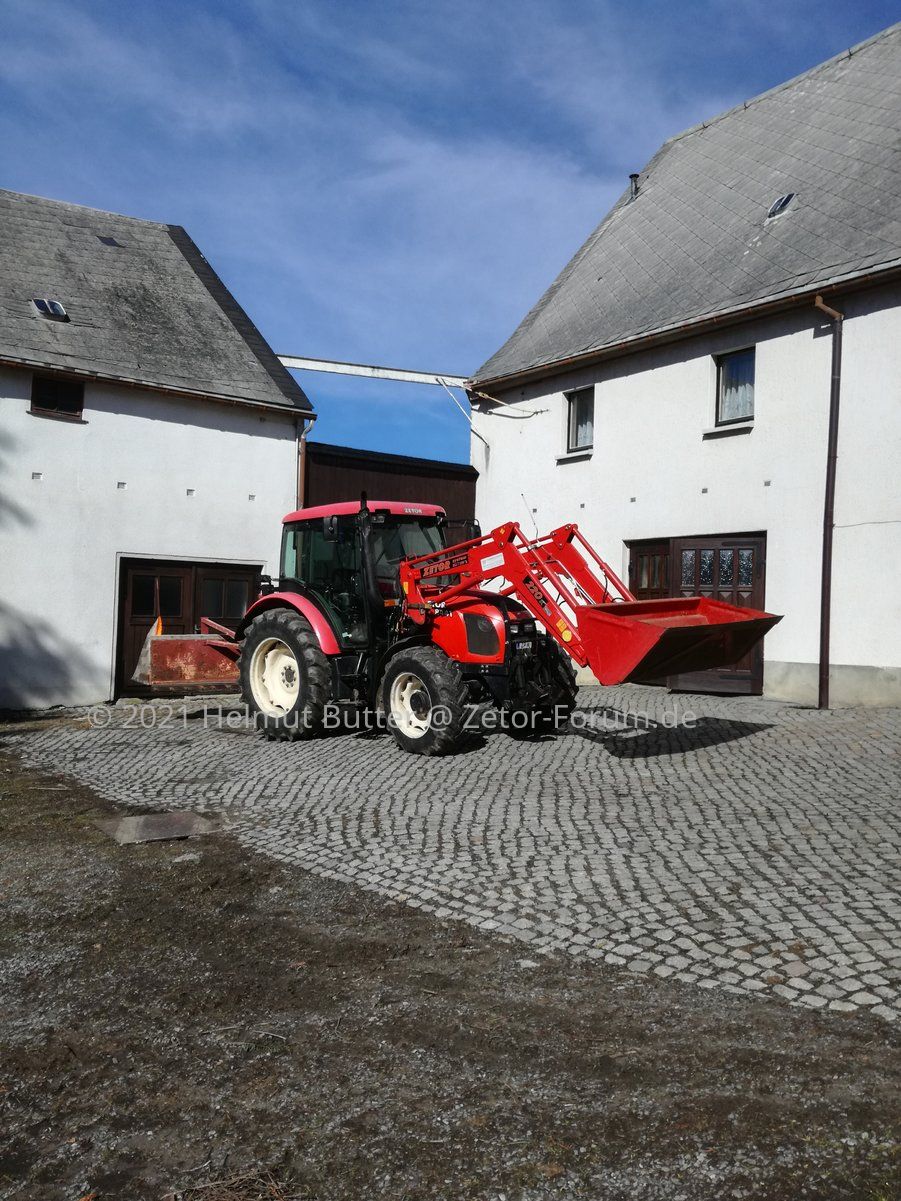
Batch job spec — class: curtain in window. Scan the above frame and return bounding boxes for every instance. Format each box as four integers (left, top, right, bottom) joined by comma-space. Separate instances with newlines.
719, 350, 755, 422
570, 391, 593, 448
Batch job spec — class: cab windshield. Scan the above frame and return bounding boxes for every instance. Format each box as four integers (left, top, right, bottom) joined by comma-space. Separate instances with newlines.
279, 514, 446, 641
369, 517, 445, 586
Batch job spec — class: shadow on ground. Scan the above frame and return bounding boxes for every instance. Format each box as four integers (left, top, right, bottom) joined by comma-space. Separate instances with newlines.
569, 708, 772, 758
174, 698, 770, 760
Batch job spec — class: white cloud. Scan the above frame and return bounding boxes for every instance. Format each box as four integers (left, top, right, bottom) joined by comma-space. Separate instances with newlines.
0, 0, 882, 400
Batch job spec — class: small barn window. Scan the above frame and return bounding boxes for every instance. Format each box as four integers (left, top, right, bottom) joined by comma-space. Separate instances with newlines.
32, 298, 70, 321
31, 374, 85, 420
716, 348, 755, 425
566, 387, 594, 452
766, 193, 794, 220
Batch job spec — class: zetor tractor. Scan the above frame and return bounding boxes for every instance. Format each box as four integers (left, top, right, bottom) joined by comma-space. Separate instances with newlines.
237, 497, 580, 755
135, 496, 780, 756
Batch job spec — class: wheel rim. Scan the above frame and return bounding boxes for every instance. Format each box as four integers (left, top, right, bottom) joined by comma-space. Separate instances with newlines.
249, 637, 301, 717
389, 671, 432, 739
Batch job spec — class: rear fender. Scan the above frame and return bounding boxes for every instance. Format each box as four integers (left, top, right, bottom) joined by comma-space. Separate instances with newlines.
236, 592, 341, 655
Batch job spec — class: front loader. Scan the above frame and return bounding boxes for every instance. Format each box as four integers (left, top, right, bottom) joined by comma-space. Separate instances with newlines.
134, 496, 780, 755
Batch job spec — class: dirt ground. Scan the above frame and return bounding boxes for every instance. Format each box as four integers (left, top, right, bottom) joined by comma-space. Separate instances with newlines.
1, 744, 899, 1201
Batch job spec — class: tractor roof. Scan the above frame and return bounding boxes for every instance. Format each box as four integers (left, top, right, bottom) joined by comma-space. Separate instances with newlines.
284, 500, 447, 522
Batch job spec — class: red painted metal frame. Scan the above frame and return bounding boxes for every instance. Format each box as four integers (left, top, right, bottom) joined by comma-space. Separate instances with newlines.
400, 521, 634, 670
399, 520, 781, 685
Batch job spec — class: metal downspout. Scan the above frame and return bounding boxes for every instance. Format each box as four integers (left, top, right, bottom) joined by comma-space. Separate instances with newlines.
814, 294, 844, 710
296, 414, 317, 509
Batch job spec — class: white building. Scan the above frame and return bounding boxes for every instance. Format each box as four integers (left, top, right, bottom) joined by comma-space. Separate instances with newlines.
470, 24, 901, 706
0, 189, 312, 709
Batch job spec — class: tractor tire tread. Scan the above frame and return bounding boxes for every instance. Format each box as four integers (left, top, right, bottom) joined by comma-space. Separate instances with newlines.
240, 609, 331, 741
382, 645, 470, 757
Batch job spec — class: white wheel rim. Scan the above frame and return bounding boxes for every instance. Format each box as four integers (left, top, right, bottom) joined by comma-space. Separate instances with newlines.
249, 637, 300, 717
389, 671, 432, 739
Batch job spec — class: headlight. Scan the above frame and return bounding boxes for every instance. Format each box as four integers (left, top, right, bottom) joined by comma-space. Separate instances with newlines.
509, 622, 520, 634
522, 620, 535, 633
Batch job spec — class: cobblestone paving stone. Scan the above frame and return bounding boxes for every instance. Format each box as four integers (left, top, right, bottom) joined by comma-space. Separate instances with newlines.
5, 686, 900, 1020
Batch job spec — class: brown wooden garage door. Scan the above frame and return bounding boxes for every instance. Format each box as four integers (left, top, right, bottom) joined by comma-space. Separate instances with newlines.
628, 533, 767, 695
117, 559, 261, 694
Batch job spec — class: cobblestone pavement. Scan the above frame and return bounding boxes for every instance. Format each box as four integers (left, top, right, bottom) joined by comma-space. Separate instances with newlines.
4, 686, 900, 1021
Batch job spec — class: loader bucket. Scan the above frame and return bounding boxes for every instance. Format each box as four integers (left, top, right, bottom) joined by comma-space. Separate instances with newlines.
131, 633, 240, 688
575, 597, 781, 686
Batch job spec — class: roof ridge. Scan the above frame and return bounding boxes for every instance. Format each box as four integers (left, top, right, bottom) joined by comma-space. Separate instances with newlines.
0, 188, 312, 412
473, 19, 901, 387
0, 187, 170, 229
165, 224, 311, 411
659, 20, 901, 153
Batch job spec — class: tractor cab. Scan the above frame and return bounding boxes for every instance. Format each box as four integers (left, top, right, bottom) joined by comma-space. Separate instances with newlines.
278, 500, 448, 648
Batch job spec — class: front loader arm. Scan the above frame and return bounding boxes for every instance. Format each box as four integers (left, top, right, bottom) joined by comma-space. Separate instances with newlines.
399, 521, 634, 669
399, 520, 781, 687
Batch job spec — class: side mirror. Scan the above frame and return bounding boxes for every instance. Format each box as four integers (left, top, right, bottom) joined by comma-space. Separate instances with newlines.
323, 515, 339, 543
463, 519, 482, 541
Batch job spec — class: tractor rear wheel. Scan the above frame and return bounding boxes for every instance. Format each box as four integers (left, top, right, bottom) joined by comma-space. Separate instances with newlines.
381, 646, 470, 756
240, 609, 331, 741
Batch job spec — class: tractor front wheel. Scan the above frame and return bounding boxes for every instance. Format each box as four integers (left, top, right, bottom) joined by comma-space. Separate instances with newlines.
240, 609, 331, 741
381, 647, 469, 756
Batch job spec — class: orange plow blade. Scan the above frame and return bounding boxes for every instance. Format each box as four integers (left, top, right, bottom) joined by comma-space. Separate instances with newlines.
575, 597, 782, 686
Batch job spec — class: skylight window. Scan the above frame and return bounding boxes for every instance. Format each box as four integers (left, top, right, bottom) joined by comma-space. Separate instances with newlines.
32, 298, 70, 322
766, 193, 795, 220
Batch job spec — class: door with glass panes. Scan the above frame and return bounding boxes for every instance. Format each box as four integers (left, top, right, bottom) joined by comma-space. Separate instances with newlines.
628, 534, 767, 694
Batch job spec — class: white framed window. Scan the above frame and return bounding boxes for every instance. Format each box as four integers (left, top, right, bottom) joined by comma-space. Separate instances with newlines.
716, 348, 755, 425
566, 387, 594, 452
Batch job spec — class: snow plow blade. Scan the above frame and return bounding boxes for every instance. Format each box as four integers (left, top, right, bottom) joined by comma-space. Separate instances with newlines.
575, 597, 782, 686
131, 622, 240, 689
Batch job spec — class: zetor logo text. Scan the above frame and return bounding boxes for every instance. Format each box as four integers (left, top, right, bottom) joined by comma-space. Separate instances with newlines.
420, 552, 470, 579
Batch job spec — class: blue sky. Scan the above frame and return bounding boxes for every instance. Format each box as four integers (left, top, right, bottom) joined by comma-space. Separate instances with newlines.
1, 0, 897, 460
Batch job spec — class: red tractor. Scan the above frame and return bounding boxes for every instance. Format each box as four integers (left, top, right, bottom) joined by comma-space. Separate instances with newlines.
136, 496, 780, 756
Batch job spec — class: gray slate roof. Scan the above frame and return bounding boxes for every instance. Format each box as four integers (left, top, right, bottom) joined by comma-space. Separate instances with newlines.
474, 22, 901, 386
0, 189, 311, 411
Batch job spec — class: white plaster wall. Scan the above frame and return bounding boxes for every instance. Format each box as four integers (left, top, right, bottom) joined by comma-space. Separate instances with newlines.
471, 286, 901, 702
0, 369, 299, 708
829, 287, 901, 669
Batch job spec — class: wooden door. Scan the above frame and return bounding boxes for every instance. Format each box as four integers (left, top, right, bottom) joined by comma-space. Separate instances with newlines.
117, 560, 261, 694
120, 563, 193, 690
669, 534, 766, 694
628, 541, 670, 600
628, 534, 767, 695
194, 567, 257, 629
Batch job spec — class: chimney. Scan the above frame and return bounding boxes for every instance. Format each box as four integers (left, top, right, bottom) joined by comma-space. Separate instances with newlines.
629, 173, 640, 200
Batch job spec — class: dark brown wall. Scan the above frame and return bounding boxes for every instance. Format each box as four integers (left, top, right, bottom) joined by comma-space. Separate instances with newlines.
304, 442, 477, 526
